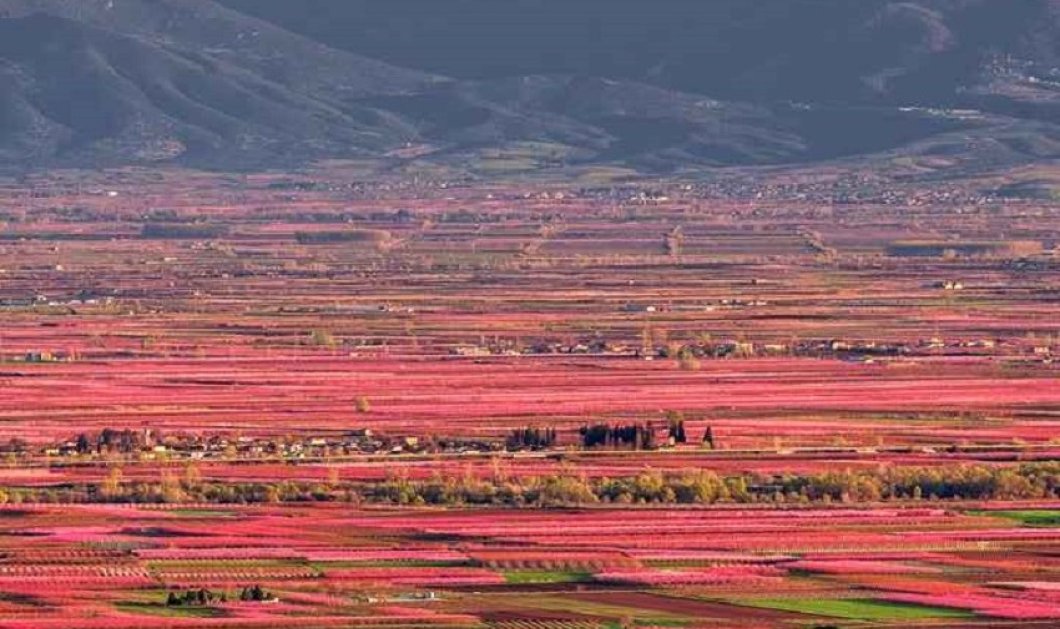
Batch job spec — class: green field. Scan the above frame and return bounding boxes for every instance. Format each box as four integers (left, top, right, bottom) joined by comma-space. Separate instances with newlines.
496, 594, 686, 622
979, 509, 1060, 527
116, 603, 224, 618
503, 570, 593, 584
742, 598, 973, 621
169, 509, 239, 518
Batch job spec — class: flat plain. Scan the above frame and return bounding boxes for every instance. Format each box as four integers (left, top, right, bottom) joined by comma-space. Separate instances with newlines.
0, 166, 1056, 627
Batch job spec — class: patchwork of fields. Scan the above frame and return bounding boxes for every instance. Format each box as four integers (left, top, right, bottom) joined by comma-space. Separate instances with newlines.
0, 168, 1057, 626
0, 503, 1058, 627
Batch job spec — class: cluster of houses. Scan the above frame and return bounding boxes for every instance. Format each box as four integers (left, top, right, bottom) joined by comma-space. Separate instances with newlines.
36, 428, 508, 462
452, 339, 631, 358
621, 300, 771, 314
40, 428, 417, 461
450, 334, 1053, 363
0, 293, 115, 309
21, 350, 69, 363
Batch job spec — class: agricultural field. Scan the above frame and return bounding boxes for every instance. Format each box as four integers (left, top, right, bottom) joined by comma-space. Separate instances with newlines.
0, 165, 1056, 627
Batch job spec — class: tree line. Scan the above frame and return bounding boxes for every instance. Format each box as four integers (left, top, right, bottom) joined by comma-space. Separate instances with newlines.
166, 585, 273, 607
0, 462, 1055, 507
506, 426, 558, 450
509, 418, 705, 450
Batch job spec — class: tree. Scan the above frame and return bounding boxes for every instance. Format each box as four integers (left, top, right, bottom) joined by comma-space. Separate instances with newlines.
240, 585, 270, 602
671, 470, 728, 504
632, 469, 668, 502
666, 226, 684, 257
309, 329, 338, 348
507, 426, 556, 450
676, 346, 700, 371
639, 422, 657, 450
536, 474, 597, 506
160, 470, 187, 503
703, 426, 715, 450
183, 462, 202, 489
75, 433, 92, 455
666, 413, 687, 444
100, 466, 124, 499
725, 476, 749, 501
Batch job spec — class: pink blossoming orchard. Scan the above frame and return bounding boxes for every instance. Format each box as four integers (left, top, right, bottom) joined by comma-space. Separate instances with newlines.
0, 168, 1056, 627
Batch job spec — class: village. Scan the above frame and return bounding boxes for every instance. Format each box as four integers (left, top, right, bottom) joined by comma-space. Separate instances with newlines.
450, 329, 1054, 363
26, 428, 474, 462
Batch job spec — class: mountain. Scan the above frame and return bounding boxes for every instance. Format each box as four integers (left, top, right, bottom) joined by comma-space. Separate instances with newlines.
0, 0, 432, 168
0, 0, 1057, 174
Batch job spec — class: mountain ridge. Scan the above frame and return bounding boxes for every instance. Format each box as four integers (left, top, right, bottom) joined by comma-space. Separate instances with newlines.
0, 0, 1057, 174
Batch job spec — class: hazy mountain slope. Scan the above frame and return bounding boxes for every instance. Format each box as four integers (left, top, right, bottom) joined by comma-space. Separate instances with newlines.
2, 0, 434, 99
0, 0, 431, 167
0, 0, 1056, 172
221, 0, 1059, 105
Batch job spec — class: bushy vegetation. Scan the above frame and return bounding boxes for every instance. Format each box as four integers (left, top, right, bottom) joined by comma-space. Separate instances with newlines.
295, 229, 391, 245
141, 223, 229, 239
3, 462, 1056, 507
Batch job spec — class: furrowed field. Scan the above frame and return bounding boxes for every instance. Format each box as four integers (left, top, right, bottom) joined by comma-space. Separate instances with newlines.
0, 167, 1057, 627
